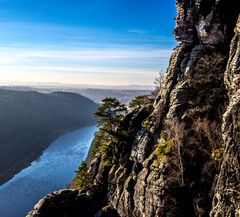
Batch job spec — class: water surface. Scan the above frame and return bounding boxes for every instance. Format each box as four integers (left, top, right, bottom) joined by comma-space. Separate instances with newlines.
0, 125, 98, 217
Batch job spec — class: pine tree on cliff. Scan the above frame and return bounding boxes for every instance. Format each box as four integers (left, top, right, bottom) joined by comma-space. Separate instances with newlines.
95, 97, 127, 134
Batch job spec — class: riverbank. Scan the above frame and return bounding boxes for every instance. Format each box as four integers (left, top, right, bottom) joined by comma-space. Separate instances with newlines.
0, 122, 96, 186
0, 125, 98, 217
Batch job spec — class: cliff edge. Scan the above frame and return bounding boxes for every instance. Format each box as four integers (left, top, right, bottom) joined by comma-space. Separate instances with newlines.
27, 0, 240, 216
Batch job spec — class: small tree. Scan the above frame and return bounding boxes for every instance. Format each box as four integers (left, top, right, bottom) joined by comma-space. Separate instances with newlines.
128, 95, 150, 109
95, 97, 127, 133
152, 69, 165, 97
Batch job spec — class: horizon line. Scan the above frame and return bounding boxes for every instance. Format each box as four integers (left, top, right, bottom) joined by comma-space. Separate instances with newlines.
0, 80, 155, 90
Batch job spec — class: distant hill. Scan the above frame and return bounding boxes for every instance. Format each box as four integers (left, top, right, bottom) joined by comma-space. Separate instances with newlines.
0, 86, 152, 104
0, 89, 98, 184
72, 88, 152, 104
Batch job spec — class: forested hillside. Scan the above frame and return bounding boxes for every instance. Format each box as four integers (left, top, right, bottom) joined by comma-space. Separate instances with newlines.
0, 89, 98, 185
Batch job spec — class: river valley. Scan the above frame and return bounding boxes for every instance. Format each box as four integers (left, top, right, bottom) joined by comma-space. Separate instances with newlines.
0, 125, 98, 217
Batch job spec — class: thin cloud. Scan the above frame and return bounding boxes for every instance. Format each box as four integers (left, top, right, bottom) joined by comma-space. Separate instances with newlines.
128, 29, 148, 34
0, 21, 174, 85
0, 65, 159, 86
0, 21, 176, 47
0, 47, 172, 62
0, 44, 171, 85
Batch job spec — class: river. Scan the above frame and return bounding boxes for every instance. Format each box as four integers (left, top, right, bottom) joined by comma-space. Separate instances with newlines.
0, 125, 98, 217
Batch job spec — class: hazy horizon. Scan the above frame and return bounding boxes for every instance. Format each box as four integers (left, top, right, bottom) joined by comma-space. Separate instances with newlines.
0, 0, 176, 86
0, 80, 154, 90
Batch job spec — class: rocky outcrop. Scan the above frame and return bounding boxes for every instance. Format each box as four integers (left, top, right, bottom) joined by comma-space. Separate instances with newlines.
26, 189, 119, 217
210, 15, 240, 217
27, 1, 240, 217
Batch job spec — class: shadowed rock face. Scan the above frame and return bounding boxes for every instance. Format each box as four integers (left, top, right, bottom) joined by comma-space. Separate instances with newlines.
26, 189, 119, 217
27, 1, 240, 217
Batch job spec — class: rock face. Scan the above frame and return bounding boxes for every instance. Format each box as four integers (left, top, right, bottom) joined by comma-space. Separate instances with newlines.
27, 1, 240, 217
26, 189, 118, 217
210, 15, 240, 217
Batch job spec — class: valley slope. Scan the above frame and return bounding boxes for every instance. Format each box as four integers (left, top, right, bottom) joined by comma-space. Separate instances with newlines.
0, 89, 98, 185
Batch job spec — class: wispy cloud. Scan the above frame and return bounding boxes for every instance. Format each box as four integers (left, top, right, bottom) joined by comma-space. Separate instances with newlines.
0, 20, 175, 85
0, 21, 176, 48
0, 65, 159, 85
0, 45, 172, 85
0, 47, 172, 63
128, 29, 148, 34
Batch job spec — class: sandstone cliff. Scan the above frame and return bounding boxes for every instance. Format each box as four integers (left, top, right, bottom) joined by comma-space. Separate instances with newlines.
27, 0, 240, 217
211, 15, 240, 217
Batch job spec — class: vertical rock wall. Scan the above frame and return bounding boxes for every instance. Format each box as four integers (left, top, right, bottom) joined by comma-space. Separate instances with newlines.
112, 1, 239, 216
211, 16, 240, 217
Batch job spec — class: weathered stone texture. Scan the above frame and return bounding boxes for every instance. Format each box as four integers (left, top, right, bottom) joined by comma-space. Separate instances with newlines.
211, 16, 240, 217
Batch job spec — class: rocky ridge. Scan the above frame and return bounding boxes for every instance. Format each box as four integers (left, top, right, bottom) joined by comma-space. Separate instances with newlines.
27, 0, 240, 216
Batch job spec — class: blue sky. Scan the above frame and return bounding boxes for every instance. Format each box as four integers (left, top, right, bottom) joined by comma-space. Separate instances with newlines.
0, 0, 177, 86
